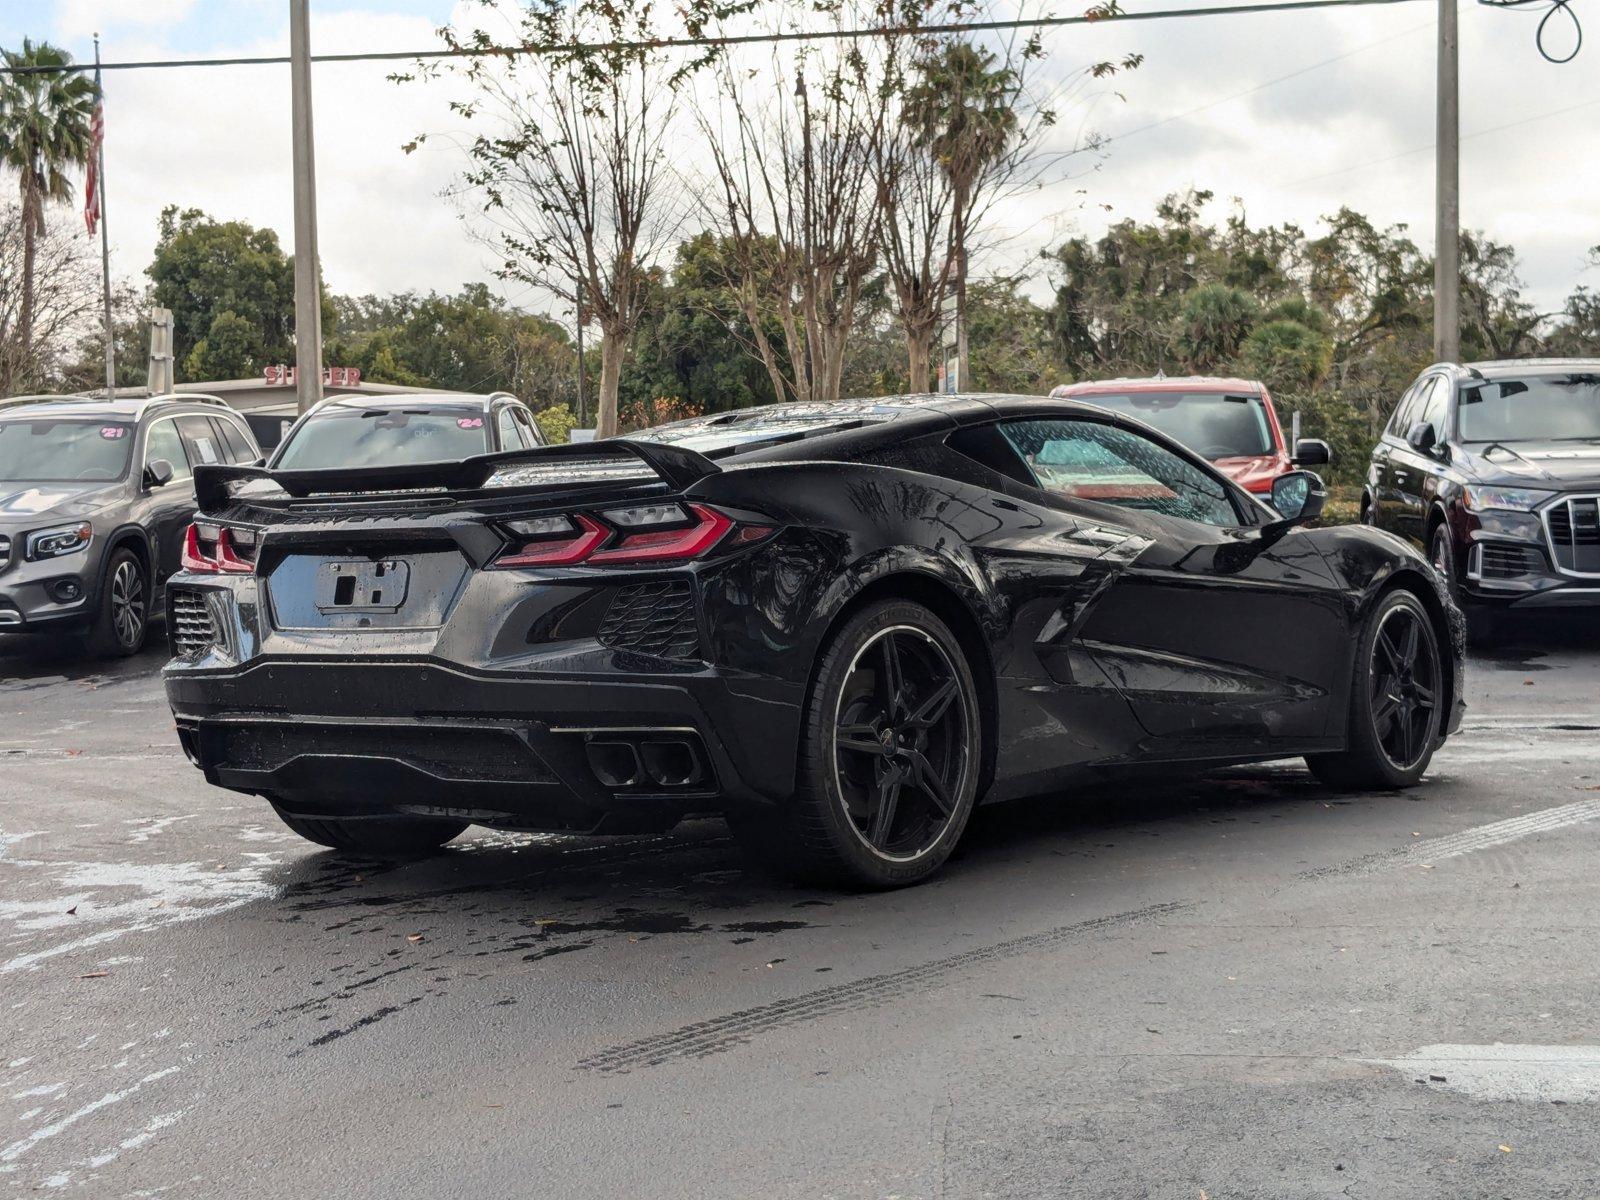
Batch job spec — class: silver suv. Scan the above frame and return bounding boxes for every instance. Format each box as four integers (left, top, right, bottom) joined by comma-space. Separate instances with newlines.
0, 393, 261, 655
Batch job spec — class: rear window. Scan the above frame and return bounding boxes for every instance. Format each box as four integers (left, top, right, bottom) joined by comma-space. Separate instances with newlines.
0, 419, 135, 483
272, 407, 491, 470
1068, 392, 1273, 458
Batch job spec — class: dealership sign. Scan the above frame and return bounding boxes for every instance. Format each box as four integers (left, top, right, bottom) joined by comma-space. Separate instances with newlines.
263, 365, 362, 387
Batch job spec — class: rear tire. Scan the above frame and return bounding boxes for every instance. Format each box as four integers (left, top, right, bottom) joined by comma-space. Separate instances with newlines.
1306, 588, 1443, 791
270, 802, 467, 857
730, 599, 981, 889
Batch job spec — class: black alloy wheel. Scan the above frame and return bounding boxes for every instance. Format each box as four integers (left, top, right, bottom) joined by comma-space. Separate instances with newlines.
1306, 588, 1443, 790
832, 625, 970, 860
87, 549, 148, 657
729, 599, 981, 889
1368, 601, 1440, 771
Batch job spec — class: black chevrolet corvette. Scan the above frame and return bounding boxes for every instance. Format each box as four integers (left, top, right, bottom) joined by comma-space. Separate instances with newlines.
163, 395, 1465, 887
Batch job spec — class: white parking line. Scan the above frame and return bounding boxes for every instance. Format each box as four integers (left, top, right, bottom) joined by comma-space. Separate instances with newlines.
1399, 800, 1600, 864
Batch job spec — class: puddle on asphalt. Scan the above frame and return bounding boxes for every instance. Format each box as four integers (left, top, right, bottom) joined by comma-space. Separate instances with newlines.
1372, 1043, 1600, 1103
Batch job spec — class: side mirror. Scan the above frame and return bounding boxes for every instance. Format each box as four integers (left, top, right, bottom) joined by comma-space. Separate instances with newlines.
1293, 438, 1331, 467
144, 459, 175, 488
1406, 421, 1438, 454
1264, 469, 1327, 535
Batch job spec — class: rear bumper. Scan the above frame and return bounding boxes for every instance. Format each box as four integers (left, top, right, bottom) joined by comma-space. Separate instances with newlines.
165, 656, 803, 830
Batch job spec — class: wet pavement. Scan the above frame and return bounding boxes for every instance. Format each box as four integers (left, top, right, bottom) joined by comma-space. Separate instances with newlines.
3, 615, 1600, 1198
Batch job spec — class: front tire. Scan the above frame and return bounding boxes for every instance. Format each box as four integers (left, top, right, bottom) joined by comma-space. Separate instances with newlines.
86, 549, 149, 657
270, 802, 467, 857
730, 599, 982, 889
1430, 523, 1495, 644
1307, 588, 1443, 791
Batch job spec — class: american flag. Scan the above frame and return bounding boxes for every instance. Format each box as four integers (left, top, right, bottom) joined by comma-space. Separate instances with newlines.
84, 91, 104, 236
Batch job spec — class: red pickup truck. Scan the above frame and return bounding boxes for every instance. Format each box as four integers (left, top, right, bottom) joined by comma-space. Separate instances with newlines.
1049, 375, 1330, 495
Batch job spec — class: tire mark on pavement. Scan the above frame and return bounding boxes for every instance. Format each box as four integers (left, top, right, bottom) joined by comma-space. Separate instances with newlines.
1299, 798, 1600, 880
576, 901, 1189, 1074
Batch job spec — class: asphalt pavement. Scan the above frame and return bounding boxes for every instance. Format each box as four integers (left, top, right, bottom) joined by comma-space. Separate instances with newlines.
3, 614, 1600, 1198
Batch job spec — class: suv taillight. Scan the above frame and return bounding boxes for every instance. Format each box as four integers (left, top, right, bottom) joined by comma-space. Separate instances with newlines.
182, 522, 257, 574
491, 503, 771, 569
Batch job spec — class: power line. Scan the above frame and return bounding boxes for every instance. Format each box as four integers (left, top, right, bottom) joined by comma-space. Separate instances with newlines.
1280, 93, 1600, 185
1100, 16, 1433, 147
0, 0, 1433, 76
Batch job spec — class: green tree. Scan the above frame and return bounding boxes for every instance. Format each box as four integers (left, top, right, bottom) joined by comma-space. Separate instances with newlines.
1177, 283, 1258, 373
147, 207, 302, 377
0, 39, 97, 360
184, 310, 260, 380
903, 42, 1020, 391
1239, 318, 1332, 394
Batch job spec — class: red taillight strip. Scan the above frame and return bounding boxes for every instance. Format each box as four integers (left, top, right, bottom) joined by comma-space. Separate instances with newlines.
493, 513, 610, 568
182, 524, 255, 574
588, 504, 733, 563
181, 524, 217, 573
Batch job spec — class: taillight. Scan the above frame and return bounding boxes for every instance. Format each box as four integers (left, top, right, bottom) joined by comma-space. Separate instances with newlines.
490, 503, 772, 569
182, 523, 257, 574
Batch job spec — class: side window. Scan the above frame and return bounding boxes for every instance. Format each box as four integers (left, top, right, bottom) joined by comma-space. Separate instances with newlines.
1000, 418, 1240, 528
1416, 376, 1450, 435
494, 407, 527, 450
1387, 379, 1426, 437
144, 419, 192, 482
176, 415, 223, 467
513, 406, 544, 446
215, 417, 256, 463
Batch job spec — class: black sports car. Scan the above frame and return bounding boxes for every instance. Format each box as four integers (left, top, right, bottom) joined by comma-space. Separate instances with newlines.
163, 395, 1465, 888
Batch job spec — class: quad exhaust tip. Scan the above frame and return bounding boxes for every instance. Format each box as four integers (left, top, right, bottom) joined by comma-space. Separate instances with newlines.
583, 735, 705, 790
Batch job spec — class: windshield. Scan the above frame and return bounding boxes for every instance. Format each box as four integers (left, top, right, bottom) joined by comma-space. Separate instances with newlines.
1071, 392, 1273, 458
0, 419, 134, 483
272, 408, 489, 470
1458, 374, 1600, 443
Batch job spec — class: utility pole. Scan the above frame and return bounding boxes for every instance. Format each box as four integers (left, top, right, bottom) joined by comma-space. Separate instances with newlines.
290, 0, 323, 413
92, 37, 115, 395
1434, 0, 1460, 363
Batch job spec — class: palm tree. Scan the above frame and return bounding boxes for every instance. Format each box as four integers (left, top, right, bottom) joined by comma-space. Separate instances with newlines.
0, 40, 97, 362
902, 42, 1019, 390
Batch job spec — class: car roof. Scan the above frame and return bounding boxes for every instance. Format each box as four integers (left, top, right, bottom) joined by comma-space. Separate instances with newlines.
303, 392, 514, 416
1050, 375, 1265, 396
636, 393, 1175, 462
1457, 357, 1600, 378
0, 393, 237, 421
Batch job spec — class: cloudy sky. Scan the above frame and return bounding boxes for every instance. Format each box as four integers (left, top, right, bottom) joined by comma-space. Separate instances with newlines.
4, 0, 1597, 328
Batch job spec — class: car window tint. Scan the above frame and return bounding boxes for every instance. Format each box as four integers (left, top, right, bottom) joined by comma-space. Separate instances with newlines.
176, 415, 223, 467
1388, 380, 1426, 437
495, 408, 526, 450
1001, 418, 1240, 528
1415, 377, 1450, 435
513, 406, 544, 446
216, 417, 255, 463
145, 419, 192, 481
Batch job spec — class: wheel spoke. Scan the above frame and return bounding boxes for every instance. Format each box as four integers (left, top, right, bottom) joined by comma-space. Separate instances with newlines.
1397, 616, 1420, 672
1376, 628, 1403, 674
907, 678, 957, 730
836, 722, 887, 758
908, 751, 953, 816
880, 634, 905, 719
868, 775, 901, 846
1372, 692, 1400, 731
1411, 679, 1436, 706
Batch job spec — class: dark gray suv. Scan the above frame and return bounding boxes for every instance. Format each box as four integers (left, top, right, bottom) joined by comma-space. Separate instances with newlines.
0, 393, 261, 655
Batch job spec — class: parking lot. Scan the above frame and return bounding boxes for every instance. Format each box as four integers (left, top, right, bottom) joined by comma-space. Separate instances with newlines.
3, 618, 1600, 1198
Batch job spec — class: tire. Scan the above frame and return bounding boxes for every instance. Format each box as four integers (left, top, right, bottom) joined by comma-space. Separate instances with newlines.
270, 801, 467, 857
1429, 524, 1495, 645
86, 548, 149, 657
729, 598, 982, 889
1306, 588, 1444, 791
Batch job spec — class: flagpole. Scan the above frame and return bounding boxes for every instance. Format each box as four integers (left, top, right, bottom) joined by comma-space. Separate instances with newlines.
94, 35, 115, 396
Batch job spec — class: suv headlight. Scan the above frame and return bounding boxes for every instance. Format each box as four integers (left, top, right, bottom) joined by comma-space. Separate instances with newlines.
1463, 486, 1555, 513
25, 522, 93, 560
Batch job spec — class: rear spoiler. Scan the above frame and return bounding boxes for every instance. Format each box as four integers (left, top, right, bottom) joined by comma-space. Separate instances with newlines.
193, 439, 721, 512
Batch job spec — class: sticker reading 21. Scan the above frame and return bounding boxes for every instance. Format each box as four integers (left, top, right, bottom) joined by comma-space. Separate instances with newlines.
100, 426, 127, 439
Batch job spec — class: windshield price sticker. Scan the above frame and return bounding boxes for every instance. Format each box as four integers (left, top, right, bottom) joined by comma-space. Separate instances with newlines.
100, 426, 128, 439
458, 417, 484, 429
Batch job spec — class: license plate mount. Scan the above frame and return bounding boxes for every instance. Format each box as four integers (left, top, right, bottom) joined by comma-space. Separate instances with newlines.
314, 558, 411, 614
